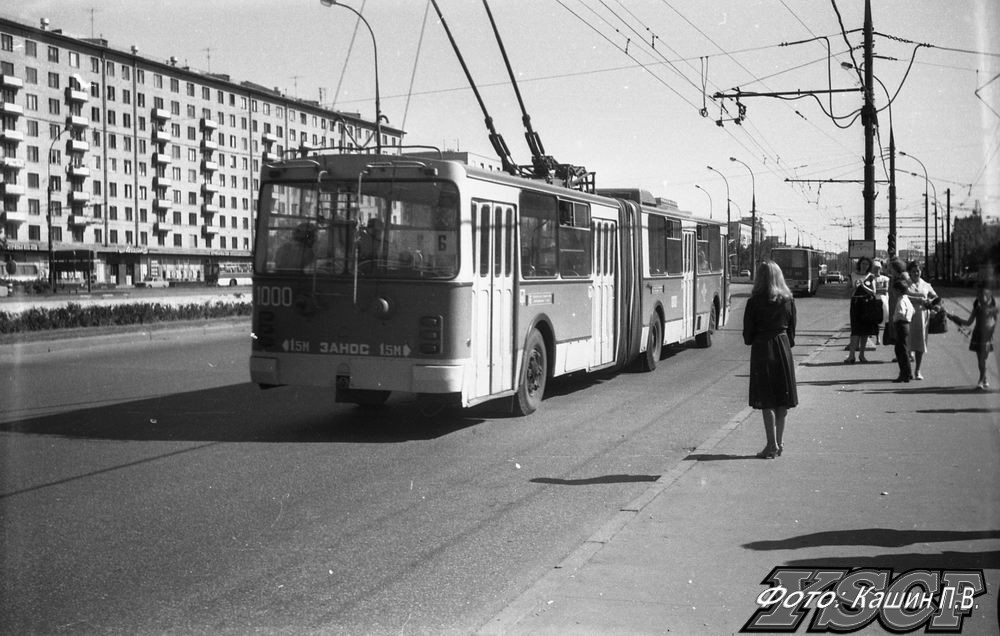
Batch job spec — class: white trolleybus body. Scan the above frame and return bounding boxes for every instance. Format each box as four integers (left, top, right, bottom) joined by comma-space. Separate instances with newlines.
771, 246, 822, 296
250, 152, 728, 414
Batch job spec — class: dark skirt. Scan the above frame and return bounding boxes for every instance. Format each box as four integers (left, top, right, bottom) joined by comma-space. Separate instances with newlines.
850, 296, 880, 336
749, 333, 798, 409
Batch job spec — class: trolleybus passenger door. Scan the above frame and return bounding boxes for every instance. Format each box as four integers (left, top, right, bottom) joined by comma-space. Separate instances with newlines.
682, 230, 695, 339
591, 220, 617, 366
471, 201, 516, 399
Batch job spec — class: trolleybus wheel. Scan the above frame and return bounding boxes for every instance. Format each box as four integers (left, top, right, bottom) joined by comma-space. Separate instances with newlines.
695, 305, 717, 349
514, 329, 547, 416
641, 315, 662, 372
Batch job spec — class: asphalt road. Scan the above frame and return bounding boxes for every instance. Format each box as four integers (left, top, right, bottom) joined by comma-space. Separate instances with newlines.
1, 283, 866, 634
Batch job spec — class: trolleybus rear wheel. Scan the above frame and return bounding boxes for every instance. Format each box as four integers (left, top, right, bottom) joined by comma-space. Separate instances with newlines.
641, 315, 662, 372
514, 329, 547, 415
695, 305, 717, 348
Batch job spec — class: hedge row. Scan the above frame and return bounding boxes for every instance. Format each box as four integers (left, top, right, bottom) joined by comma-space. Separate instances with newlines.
0, 300, 252, 334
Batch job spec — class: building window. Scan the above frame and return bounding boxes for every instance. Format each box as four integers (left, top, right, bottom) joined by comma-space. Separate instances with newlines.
107, 61, 115, 77
47, 72, 60, 89
47, 45, 59, 62
91, 57, 100, 73
153, 74, 163, 89
25, 94, 38, 111
25, 39, 37, 56
68, 51, 80, 68
1, 35, 13, 52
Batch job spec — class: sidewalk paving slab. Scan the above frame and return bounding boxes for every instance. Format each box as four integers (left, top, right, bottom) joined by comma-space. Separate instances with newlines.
480, 323, 1000, 635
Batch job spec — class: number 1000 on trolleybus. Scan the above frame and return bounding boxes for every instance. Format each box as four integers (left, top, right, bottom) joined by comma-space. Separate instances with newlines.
250, 151, 729, 415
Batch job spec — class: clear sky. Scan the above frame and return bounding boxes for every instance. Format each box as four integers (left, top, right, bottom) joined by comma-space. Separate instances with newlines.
7, 0, 999, 254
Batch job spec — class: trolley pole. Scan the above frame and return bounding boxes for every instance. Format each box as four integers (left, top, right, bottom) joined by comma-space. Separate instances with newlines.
888, 129, 896, 258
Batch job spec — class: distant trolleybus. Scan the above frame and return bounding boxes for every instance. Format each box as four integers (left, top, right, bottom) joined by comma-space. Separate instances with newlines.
771, 247, 822, 296
250, 152, 729, 414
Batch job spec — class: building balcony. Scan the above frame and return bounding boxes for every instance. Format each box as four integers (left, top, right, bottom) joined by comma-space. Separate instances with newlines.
66, 114, 90, 130
0, 182, 26, 197
0, 128, 24, 143
152, 128, 172, 144
151, 108, 171, 122
200, 159, 219, 173
1, 210, 28, 224
66, 139, 90, 154
64, 87, 89, 103
200, 117, 218, 132
151, 152, 172, 165
262, 152, 280, 163
0, 102, 24, 117
153, 198, 172, 211
0, 156, 25, 169
262, 132, 278, 145
67, 190, 91, 204
201, 203, 219, 217
153, 220, 172, 233
66, 164, 90, 179
67, 214, 94, 227
201, 225, 218, 238
201, 181, 219, 197
153, 176, 174, 190
0, 75, 24, 90
200, 138, 218, 153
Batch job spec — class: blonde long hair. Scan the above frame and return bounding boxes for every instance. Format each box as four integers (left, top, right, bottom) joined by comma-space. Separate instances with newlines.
751, 260, 793, 302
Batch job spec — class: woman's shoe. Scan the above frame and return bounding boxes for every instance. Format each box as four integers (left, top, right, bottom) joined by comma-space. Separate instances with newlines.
844, 357, 856, 364
859, 357, 868, 363
756, 446, 778, 459
776, 444, 784, 457
914, 372, 924, 380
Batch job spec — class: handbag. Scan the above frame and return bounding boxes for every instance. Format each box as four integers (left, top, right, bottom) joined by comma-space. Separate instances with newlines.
864, 296, 884, 324
928, 308, 948, 334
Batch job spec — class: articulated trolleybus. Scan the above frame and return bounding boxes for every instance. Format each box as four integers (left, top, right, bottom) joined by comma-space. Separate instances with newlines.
770, 247, 822, 296
250, 151, 728, 415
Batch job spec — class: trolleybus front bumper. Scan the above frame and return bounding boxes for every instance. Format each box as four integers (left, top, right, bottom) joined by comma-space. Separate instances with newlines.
250, 353, 466, 395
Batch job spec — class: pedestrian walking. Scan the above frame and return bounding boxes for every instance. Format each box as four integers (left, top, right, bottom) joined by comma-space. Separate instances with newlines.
891, 272, 915, 383
872, 260, 890, 338
846, 256, 878, 363
743, 260, 798, 459
948, 281, 998, 390
906, 261, 939, 380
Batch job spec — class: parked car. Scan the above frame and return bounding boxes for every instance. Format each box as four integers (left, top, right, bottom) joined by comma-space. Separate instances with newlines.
739, 269, 751, 278
826, 272, 845, 283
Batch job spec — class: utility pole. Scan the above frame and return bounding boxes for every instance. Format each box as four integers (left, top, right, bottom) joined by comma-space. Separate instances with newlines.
888, 129, 896, 257
946, 188, 952, 282
862, 0, 876, 242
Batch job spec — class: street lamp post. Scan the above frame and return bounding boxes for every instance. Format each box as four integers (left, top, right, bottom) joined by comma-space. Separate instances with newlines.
47, 127, 70, 292
899, 151, 930, 270
730, 156, 757, 278
707, 165, 731, 275
320, 0, 384, 154
694, 184, 713, 220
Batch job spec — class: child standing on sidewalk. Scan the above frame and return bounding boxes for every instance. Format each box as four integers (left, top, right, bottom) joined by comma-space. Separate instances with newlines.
948, 282, 998, 390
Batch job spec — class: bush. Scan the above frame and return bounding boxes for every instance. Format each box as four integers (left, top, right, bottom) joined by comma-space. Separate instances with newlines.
0, 300, 252, 334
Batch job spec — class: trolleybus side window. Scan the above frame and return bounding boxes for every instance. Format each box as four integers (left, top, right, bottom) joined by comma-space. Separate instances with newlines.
648, 215, 683, 276
558, 200, 591, 278
519, 191, 557, 279
697, 223, 722, 271
665, 218, 683, 275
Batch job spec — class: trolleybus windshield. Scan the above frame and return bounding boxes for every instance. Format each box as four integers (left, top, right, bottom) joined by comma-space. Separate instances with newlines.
255, 179, 460, 279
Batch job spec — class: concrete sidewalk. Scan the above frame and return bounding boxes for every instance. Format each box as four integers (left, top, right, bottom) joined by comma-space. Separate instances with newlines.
480, 322, 1000, 635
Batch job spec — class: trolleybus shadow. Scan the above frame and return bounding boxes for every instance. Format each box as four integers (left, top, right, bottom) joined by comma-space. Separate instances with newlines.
0, 383, 491, 443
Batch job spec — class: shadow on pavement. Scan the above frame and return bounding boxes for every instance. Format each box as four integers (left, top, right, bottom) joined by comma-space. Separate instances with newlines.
743, 528, 1000, 550
0, 383, 490, 443
529, 474, 660, 486
783, 551, 1000, 570
684, 453, 762, 461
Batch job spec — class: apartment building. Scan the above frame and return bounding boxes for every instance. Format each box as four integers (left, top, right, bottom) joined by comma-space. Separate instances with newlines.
0, 15, 400, 286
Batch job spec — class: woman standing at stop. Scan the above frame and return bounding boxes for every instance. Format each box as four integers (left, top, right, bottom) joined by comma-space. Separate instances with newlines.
743, 260, 798, 459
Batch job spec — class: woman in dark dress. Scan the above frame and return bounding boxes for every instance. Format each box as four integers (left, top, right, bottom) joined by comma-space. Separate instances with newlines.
743, 260, 798, 459
846, 256, 878, 363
